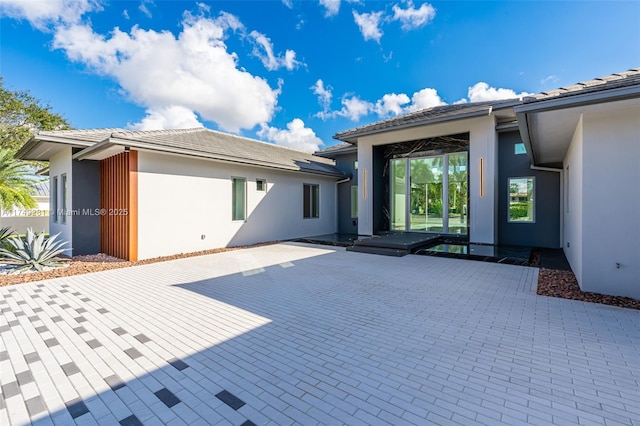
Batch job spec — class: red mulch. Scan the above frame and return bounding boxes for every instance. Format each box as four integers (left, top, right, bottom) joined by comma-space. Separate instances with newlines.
537, 268, 640, 310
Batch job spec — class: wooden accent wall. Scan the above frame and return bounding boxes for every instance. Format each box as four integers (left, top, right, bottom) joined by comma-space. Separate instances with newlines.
99, 151, 138, 261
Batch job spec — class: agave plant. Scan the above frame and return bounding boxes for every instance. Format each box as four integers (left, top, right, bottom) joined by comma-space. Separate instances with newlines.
0, 228, 69, 273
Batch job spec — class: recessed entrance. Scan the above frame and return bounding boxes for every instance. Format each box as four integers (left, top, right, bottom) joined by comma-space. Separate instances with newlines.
390, 152, 468, 235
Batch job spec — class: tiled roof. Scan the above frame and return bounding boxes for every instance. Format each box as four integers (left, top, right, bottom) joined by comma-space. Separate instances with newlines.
107, 128, 342, 177
32, 181, 49, 197
314, 142, 356, 158
38, 128, 126, 143
523, 68, 640, 103
334, 100, 518, 142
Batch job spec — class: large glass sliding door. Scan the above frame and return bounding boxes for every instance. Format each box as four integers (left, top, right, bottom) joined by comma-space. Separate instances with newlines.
390, 152, 467, 235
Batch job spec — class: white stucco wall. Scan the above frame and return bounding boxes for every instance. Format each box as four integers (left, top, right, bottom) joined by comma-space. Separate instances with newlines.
580, 102, 640, 299
136, 151, 337, 260
563, 115, 584, 285
48, 148, 73, 254
356, 115, 499, 243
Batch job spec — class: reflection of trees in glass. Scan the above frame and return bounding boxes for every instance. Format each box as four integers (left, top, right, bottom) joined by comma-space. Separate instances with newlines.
509, 177, 534, 221
410, 158, 442, 217
448, 153, 467, 222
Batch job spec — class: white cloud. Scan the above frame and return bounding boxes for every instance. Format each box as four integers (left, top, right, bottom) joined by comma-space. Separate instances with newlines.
122, 9, 130, 20
392, 1, 436, 30
407, 87, 445, 111
311, 79, 334, 119
249, 30, 301, 71
541, 75, 559, 85
375, 93, 410, 116
0, 0, 101, 29
467, 82, 531, 102
338, 96, 374, 121
257, 118, 324, 152
281, 0, 293, 8
52, 12, 280, 132
138, 0, 154, 18
128, 106, 203, 130
352, 10, 384, 42
320, 0, 340, 17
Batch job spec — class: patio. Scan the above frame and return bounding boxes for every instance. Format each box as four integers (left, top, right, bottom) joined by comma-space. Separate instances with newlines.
1, 242, 639, 425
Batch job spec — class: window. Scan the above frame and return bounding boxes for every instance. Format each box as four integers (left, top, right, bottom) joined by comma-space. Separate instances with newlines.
565, 166, 569, 213
256, 178, 266, 192
303, 184, 319, 218
232, 177, 246, 221
61, 174, 67, 224
52, 176, 58, 223
353, 161, 358, 170
508, 177, 535, 222
350, 186, 358, 218
514, 143, 526, 155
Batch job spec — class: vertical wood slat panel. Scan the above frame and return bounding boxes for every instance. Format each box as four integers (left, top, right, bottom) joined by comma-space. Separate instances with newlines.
99, 151, 137, 261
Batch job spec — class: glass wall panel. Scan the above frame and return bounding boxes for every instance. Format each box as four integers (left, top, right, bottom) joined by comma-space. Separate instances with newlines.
448, 153, 468, 234
508, 177, 535, 222
390, 159, 406, 230
410, 157, 443, 231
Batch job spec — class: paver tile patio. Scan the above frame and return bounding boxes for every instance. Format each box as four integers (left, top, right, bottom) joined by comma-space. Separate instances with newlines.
1, 242, 638, 425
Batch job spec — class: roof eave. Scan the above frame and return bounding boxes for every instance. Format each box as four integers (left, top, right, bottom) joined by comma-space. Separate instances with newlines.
514, 85, 640, 114
515, 84, 640, 166
15, 134, 99, 160
333, 106, 493, 143
75, 138, 345, 179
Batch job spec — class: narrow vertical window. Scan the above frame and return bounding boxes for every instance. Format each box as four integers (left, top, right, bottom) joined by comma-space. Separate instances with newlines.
565, 166, 570, 213
350, 186, 358, 218
232, 177, 246, 221
508, 177, 535, 222
303, 184, 319, 218
61, 174, 67, 224
52, 176, 58, 223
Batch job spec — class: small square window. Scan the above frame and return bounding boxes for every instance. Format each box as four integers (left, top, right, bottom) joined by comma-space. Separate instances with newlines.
514, 143, 526, 155
256, 179, 266, 191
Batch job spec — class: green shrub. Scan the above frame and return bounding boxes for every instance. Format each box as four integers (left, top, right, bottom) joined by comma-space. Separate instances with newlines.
0, 228, 69, 273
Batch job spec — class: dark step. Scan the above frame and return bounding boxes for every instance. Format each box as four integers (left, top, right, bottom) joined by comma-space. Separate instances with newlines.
346, 245, 409, 257
352, 233, 442, 251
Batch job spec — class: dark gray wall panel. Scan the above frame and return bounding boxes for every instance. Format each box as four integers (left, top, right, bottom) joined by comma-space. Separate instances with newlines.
498, 131, 560, 248
334, 153, 358, 234
71, 160, 101, 255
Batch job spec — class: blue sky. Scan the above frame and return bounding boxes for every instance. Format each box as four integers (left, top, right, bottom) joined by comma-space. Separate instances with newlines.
1, 1, 639, 152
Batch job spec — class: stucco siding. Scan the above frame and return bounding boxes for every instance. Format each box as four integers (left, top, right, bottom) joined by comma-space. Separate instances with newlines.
356, 115, 498, 243
136, 151, 337, 260
563, 116, 584, 285
580, 103, 640, 299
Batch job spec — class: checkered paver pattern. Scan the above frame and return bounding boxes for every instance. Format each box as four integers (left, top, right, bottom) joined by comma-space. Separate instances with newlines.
1, 242, 639, 425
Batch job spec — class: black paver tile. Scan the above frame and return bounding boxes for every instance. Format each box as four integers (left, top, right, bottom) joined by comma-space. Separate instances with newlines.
61, 362, 80, 376
86, 339, 102, 349
104, 375, 126, 391
65, 398, 89, 419
44, 338, 59, 347
119, 414, 143, 426
216, 390, 245, 410
25, 396, 47, 416
124, 348, 143, 359
24, 352, 40, 363
134, 334, 151, 344
16, 370, 35, 386
112, 327, 127, 335
168, 358, 189, 371
1, 381, 20, 399
155, 388, 180, 408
